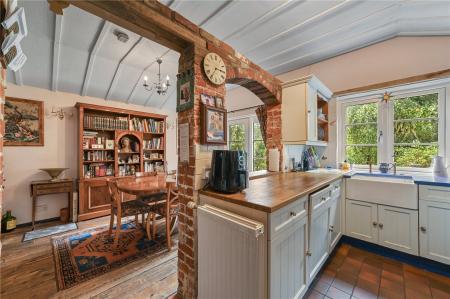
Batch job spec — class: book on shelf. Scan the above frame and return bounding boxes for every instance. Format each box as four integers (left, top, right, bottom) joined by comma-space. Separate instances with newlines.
143, 137, 164, 150
130, 117, 164, 133
84, 150, 114, 162
144, 161, 164, 173
84, 114, 128, 130
83, 163, 114, 179
144, 152, 164, 160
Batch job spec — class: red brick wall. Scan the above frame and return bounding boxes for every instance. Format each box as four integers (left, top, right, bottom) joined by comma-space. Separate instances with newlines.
0, 68, 5, 253
176, 47, 282, 298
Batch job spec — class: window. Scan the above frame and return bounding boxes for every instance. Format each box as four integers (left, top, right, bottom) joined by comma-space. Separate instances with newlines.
228, 117, 267, 172
253, 122, 267, 171
393, 93, 439, 168
345, 102, 378, 165
340, 87, 445, 170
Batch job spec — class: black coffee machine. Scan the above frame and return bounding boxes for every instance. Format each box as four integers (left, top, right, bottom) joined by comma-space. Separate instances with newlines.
210, 150, 249, 193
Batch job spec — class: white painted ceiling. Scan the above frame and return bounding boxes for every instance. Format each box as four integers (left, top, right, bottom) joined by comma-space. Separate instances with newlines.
162, 0, 450, 75
5, 0, 450, 109
6, 0, 180, 110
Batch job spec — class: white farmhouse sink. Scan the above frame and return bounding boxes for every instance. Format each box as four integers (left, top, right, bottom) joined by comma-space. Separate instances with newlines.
346, 174, 418, 209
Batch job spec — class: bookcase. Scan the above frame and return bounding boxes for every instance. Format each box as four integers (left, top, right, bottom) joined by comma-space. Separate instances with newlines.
76, 103, 167, 221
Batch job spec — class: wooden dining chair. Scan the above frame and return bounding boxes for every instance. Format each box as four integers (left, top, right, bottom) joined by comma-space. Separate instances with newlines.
107, 179, 156, 246
150, 182, 179, 250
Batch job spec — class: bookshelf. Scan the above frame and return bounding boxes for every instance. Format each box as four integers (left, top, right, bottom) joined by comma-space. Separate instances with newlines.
76, 102, 167, 221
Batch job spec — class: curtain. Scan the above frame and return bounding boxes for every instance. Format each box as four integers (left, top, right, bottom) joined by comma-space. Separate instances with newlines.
255, 105, 267, 146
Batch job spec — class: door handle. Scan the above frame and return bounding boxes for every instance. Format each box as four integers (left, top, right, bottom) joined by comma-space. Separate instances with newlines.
420, 226, 426, 233
306, 251, 312, 256
378, 223, 383, 229
372, 221, 378, 227
329, 225, 334, 232
290, 211, 297, 217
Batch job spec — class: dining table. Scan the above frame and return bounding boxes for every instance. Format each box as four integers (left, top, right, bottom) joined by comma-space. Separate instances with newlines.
116, 176, 177, 198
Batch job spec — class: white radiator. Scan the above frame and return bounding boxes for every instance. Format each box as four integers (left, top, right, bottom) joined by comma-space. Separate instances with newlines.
198, 204, 266, 299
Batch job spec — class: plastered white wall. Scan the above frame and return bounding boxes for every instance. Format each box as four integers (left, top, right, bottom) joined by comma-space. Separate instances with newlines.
4, 83, 177, 224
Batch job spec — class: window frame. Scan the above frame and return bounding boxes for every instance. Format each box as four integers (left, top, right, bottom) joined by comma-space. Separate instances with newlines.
338, 84, 447, 173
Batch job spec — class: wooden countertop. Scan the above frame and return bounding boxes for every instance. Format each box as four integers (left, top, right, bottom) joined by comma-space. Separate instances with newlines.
199, 172, 343, 213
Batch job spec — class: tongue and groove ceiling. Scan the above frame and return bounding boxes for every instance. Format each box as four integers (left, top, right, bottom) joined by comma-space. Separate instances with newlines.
6, 0, 450, 109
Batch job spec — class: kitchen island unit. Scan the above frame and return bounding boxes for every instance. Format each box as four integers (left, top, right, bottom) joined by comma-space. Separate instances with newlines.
198, 172, 344, 299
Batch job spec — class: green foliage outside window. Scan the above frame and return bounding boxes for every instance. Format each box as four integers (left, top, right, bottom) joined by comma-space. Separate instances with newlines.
253, 123, 266, 171
345, 93, 439, 168
229, 124, 245, 151
345, 102, 378, 164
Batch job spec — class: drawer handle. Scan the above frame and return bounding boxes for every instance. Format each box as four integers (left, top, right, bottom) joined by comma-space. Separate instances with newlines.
290, 211, 297, 217
420, 226, 426, 233
378, 223, 383, 229
321, 197, 326, 201
372, 221, 378, 227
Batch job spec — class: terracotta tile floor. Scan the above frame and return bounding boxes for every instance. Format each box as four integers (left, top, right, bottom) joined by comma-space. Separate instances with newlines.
305, 243, 450, 299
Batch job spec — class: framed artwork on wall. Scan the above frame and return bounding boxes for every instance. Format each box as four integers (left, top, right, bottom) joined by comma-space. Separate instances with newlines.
5, 97, 44, 146
200, 93, 215, 106
201, 104, 227, 145
176, 70, 194, 112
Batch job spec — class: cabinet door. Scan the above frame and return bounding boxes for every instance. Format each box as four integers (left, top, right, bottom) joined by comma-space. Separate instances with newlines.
378, 205, 418, 255
308, 205, 330, 282
282, 83, 308, 143
270, 217, 308, 299
345, 199, 378, 243
419, 200, 450, 264
329, 197, 342, 252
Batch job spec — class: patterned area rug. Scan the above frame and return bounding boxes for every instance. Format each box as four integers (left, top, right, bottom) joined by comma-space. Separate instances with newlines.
51, 223, 168, 290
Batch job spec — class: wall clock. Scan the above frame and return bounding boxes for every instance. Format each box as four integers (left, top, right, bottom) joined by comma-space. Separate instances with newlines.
203, 52, 227, 85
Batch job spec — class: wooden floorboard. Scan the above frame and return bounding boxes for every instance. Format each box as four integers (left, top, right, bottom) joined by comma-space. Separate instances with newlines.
1, 217, 178, 299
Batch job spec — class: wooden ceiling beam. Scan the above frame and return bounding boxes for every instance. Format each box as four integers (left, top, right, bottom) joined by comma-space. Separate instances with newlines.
57, 0, 207, 53
81, 20, 111, 96
106, 37, 143, 101
51, 14, 63, 91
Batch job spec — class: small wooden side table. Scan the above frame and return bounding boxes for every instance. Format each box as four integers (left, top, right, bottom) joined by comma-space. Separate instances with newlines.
30, 179, 73, 230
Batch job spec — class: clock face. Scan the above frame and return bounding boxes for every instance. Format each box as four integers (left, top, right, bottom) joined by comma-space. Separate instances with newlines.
203, 52, 226, 85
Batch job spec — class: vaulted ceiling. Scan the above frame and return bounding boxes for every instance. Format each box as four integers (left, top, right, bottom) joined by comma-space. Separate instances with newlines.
5, 0, 450, 110
163, 0, 450, 75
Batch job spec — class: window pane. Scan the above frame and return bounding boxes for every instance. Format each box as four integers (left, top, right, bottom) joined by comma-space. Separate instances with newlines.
394, 93, 438, 120
346, 103, 378, 124
253, 122, 266, 171
346, 146, 377, 165
229, 124, 245, 142
346, 124, 377, 145
394, 145, 438, 168
394, 120, 438, 144
230, 141, 245, 151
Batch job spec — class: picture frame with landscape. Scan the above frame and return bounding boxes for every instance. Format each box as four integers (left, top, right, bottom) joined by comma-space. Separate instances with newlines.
4, 97, 44, 146
201, 104, 227, 145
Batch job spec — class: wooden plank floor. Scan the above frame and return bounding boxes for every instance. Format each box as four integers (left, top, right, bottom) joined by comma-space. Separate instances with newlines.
0, 217, 178, 299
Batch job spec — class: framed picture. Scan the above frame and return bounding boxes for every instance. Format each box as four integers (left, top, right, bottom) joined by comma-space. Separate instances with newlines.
200, 93, 215, 106
215, 96, 224, 108
176, 70, 194, 112
201, 104, 227, 145
5, 97, 44, 146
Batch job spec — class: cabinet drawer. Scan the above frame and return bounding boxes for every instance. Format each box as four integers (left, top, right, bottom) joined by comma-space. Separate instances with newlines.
270, 196, 308, 237
35, 182, 72, 195
330, 180, 342, 199
310, 185, 332, 212
419, 185, 450, 204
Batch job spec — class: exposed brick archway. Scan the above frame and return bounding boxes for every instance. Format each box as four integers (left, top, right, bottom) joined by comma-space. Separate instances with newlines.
49, 1, 282, 298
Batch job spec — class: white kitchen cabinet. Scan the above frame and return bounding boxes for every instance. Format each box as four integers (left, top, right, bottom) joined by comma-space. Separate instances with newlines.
419, 199, 450, 264
282, 75, 332, 145
270, 216, 308, 299
329, 196, 342, 252
378, 205, 418, 255
346, 199, 378, 243
308, 199, 330, 282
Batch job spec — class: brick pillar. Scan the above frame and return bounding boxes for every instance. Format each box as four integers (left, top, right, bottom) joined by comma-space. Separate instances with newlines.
176, 45, 225, 298
266, 104, 283, 169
